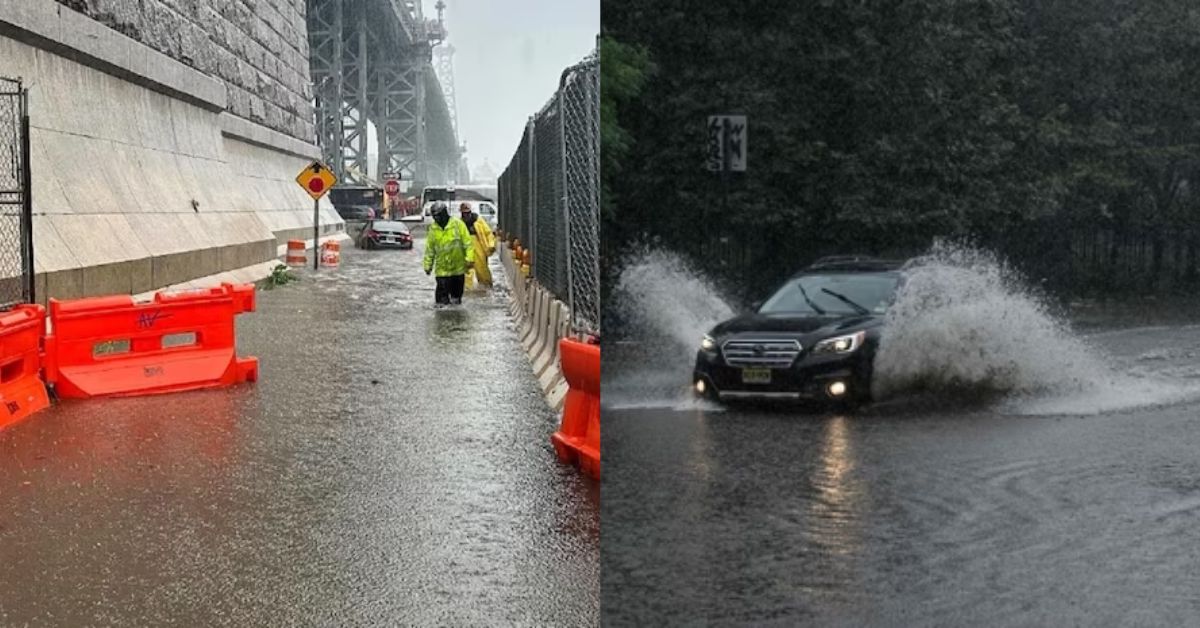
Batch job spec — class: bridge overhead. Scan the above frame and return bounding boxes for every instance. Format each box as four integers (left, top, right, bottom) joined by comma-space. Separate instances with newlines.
307, 0, 460, 190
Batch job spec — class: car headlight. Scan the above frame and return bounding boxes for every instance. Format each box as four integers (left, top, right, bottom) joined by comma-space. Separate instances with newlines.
700, 334, 717, 351
812, 331, 866, 355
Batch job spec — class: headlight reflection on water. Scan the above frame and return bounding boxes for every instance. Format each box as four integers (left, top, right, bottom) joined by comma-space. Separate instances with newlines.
807, 415, 866, 560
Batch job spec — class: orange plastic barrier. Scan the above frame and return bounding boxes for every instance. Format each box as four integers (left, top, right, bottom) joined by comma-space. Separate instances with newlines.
551, 337, 600, 479
0, 304, 49, 431
320, 240, 340, 267
285, 240, 306, 266
44, 283, 259, 399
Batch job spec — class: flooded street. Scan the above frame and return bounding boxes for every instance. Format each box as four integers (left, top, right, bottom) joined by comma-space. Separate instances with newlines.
602, 323, 1200, 626
601, 248, 1200, 625
0, 235, 599, 626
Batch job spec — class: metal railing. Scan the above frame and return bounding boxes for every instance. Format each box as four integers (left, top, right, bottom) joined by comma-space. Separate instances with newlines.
499, 48, 600, 336
0, 77, 34, 308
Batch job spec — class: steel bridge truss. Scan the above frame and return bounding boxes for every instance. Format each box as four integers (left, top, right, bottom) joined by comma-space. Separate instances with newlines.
307, 0, 459, 189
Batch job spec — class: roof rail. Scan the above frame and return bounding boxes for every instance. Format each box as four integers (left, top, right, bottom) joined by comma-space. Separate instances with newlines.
810, 255, 878, 265
801, 255, 904, 272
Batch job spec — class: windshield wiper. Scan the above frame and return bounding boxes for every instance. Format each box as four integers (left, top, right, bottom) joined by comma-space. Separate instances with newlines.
797, 283, 826, 315
821, 288, 870, 315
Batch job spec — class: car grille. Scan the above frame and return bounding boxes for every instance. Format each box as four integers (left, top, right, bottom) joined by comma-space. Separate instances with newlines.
721, 339, 802, 368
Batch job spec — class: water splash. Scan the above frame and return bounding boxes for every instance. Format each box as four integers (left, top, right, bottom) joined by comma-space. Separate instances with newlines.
604, 248, 735, 409
873, 243, 1200, 415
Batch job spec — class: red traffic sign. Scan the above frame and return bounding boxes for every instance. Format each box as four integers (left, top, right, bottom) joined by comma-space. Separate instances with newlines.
384, 179, 400, 196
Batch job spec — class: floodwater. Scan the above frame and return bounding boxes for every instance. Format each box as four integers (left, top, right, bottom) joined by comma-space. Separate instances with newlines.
0, 235, 598, 626
601, 247, 1200, 625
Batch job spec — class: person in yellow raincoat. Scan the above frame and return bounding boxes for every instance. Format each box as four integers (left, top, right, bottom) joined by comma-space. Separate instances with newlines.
459, 202, 496, 288
423, 203, 474, 305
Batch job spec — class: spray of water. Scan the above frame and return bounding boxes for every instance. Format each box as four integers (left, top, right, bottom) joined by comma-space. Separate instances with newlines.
873, 243, 1200, 415
607, 243, 1199, 416
605, 248, 735, 409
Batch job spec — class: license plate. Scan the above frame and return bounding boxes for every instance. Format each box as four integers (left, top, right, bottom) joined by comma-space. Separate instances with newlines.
742, 368, 772, 384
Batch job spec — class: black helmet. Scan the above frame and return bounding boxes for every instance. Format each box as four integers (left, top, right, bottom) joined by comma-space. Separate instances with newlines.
431, 202, 449, 217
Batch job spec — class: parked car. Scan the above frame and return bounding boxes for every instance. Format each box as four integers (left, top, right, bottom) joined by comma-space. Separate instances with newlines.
692, 256, 904, 408
356, 219, 413, 249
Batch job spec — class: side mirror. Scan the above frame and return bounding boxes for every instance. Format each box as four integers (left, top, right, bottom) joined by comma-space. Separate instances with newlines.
749, 300, 763, 312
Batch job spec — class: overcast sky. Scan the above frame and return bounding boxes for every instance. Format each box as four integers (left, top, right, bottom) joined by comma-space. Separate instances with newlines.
428, 0, 598, 180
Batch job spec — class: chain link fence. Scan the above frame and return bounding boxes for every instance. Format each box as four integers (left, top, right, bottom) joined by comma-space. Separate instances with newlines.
498, 49, 600, 335
0, 77, 33, 309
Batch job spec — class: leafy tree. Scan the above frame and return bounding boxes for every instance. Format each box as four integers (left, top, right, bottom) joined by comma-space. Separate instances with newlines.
600, 35, 654, 250
602, 0, 1200, 298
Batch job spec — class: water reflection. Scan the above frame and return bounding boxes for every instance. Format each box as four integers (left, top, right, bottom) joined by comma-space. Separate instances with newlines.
804, 415, 866, 578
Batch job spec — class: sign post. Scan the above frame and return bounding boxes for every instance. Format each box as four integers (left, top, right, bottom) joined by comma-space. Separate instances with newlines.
382, 171, 400, 218
295, 161, 337, 270
707, 115, 746, 259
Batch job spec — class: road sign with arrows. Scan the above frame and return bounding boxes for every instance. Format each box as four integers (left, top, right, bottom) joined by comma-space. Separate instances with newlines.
296, 161, 337, 200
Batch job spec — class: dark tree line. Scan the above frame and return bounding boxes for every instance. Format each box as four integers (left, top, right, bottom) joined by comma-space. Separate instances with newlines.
601, 0, 1200, 301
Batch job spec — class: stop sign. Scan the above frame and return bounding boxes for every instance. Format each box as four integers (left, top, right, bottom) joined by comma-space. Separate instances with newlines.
384, 180, 399, 195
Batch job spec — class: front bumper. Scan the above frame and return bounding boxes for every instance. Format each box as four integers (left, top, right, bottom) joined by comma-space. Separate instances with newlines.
693, 350, 869, 402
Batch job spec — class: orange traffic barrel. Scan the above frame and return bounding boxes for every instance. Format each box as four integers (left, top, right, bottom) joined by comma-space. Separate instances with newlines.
320, 240, 340, 267
286, 240, 306, 266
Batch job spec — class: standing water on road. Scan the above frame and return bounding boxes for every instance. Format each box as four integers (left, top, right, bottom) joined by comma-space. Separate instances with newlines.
0, 236, 598, 626
604, 245, 1200, 626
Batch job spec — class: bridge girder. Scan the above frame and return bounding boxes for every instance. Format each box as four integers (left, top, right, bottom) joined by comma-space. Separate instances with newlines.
307, 0, 460, 188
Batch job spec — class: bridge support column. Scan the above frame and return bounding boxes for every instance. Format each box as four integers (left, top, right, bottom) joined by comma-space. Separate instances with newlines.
373, 59, 426, 188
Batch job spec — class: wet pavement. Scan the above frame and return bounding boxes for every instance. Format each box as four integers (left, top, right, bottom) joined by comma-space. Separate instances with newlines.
602, 325, 1200, 626
0, 235, 599, 626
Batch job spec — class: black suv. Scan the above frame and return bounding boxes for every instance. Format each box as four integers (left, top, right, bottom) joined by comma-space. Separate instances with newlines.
693, 256, 903, 407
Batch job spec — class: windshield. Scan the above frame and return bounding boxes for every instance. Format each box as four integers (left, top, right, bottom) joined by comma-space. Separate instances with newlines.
422, 187, 452, 202
371, 221, 408, 232
758, 272, 900, 315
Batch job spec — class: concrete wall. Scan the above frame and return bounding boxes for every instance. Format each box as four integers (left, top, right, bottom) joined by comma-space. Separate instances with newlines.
50, 0, 314, 140
0, 0, 342, 302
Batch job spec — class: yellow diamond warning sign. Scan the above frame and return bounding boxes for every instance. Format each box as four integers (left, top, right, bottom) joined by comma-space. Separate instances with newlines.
296, 161, 337, 200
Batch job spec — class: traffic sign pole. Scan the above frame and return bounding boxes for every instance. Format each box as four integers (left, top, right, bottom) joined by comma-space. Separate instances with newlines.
295, 160, 337, 271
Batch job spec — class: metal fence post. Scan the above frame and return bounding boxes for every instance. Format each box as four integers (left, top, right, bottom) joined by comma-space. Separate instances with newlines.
19, 85, 32, 304
528, 117, 536, 273
560, 70, 575, 333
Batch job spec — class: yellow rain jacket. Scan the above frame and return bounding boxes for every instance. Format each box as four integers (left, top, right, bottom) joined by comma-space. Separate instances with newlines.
423, 217, 474, 277
465, 217, 496, 287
